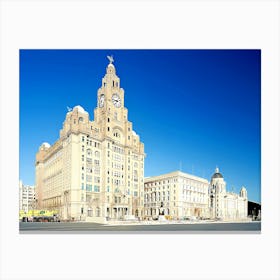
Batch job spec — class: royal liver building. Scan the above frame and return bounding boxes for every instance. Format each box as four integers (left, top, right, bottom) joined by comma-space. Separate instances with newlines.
35, 57, 145, 222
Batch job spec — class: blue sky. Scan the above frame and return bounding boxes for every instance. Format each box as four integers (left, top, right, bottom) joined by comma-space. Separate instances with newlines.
20, 49, 261, 203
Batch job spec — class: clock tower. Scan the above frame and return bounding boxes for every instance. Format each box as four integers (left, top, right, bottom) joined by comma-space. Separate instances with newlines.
92, 56, 145, 220
36, 56, 145, 222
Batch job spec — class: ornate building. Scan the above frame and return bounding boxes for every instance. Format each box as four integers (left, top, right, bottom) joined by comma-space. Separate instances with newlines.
209, 167, 248, 220
144, 171, 210, 220
144, 168, 248, 221
35, 57, 145, 222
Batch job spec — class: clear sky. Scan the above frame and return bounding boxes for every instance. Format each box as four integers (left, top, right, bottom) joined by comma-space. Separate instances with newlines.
20, 49, 261, 203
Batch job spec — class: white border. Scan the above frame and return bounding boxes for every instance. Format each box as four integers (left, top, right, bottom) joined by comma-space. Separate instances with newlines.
0, 1, 279, 280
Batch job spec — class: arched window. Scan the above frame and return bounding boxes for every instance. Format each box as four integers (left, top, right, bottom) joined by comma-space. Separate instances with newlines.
95, 151, 100, 158
87, 149, 92, 157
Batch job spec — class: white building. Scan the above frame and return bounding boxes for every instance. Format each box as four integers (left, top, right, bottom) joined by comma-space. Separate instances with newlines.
19, 180, 35, 213
145, 168, 248, 221
209, 167, 248, 220
144, 171, 210, 219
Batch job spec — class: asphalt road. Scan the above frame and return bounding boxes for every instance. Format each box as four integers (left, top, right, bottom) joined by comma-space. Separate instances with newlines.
19, 221, 261, 233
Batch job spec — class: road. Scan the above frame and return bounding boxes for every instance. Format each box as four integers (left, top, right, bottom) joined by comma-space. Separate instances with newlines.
19, 221, 261, 233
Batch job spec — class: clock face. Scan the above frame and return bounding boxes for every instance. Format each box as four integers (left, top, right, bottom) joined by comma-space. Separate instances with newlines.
112, 93, 121, 108
99, 94, 105, 108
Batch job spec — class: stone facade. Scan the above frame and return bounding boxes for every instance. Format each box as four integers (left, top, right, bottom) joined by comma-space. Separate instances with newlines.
35, 60, 145, 222
144, 171, 209, 220
35, 57, 248, 223
209, 168, 248, 220
145, 168, 248, 221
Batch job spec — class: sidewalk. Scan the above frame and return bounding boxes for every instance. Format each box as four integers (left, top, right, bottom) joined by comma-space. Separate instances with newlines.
104, 219, 211, 226
104, 218, 254, 226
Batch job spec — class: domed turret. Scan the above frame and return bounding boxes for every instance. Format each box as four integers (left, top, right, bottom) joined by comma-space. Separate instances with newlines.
40, 142, 50, 150
73, 105, 88, 115
210, 167, 226, 193
211, 167, 223, 179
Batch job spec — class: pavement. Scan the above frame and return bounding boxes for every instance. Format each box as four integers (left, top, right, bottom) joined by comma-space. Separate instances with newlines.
103, 219, 252, 226
19, 220, 261, 233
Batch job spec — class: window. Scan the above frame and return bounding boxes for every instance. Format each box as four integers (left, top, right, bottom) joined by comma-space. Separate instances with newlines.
87, 208, 93, 217
87, 149, 92, 157
82, 136, 85, 142
79, 117, 83, 123
94, 186, 100, 192
108, 127, 110, 131
86, 166, 92, 173
96, 207, 100, 217
108, 118, 110, 122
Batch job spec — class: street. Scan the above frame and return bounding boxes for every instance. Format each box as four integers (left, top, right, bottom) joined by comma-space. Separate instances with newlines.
19, 221, 261, 233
